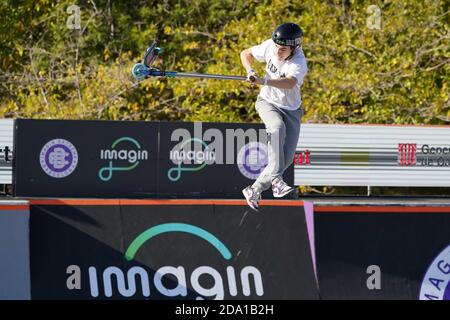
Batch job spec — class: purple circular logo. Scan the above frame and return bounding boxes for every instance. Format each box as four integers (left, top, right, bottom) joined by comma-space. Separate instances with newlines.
39, 139, 78, 178
419, 243, 450, 300
237, 142, 268, 180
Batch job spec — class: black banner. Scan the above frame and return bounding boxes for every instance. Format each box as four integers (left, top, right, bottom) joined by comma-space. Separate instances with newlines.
315, 207, 450, 300
14, 119, 294, 199
30, 201, 318, 300
14, 119, 159, 198
158, 121, 293, 198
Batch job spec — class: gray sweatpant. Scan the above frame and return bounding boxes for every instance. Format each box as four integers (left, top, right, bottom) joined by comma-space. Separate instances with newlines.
252, 96, 302, 192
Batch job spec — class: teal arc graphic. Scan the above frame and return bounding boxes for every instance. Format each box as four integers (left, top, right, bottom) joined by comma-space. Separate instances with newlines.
125, 223, 232, 261
98, 137, 142, 181
168, 138, 212, 182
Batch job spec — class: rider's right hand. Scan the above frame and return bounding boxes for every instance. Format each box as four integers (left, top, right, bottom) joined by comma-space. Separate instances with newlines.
247, 69, 257, 83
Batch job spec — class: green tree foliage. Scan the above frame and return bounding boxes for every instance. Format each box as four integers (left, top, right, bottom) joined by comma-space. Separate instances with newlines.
0, 0, 448, 124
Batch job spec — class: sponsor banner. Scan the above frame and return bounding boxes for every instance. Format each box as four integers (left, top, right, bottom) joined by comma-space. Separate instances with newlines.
14, 119, 294, 199
0, 119, 14, 184
29, 200, 318, 300
14, 119, 159, 198
158, 122, 293, 198
314, 204, 450, 299
295, 124, 450, 186
420, 243, 450, 300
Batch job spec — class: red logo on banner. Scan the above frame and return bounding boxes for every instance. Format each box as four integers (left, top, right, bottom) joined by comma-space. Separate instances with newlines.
294, 150, 311, 165
398, 143, 417, 166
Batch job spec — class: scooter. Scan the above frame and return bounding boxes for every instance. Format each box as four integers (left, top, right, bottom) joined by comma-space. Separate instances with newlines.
131, 40, 254, 82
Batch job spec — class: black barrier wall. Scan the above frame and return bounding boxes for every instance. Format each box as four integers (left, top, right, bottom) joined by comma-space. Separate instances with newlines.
29, 200, 318, 300
314, 205, 450, 300
158, 122, 293, 198
14, 119, 294, 199
14, 119, 159, 198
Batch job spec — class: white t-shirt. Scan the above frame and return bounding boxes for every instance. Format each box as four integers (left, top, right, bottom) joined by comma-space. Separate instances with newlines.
251, 39, 308, 110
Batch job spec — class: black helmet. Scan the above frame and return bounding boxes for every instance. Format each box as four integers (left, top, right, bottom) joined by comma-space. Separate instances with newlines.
272, 22, 303, 47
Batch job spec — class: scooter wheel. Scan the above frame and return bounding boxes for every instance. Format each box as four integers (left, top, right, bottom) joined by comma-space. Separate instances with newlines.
131, 62, 150, 80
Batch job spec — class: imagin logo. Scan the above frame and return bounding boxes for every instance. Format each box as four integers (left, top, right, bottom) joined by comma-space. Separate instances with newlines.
419, 244, 450, 300
98, 137, 148, 181
86, 223, 264, 300
237, 142, 268, 180
168, 138, 216, 182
